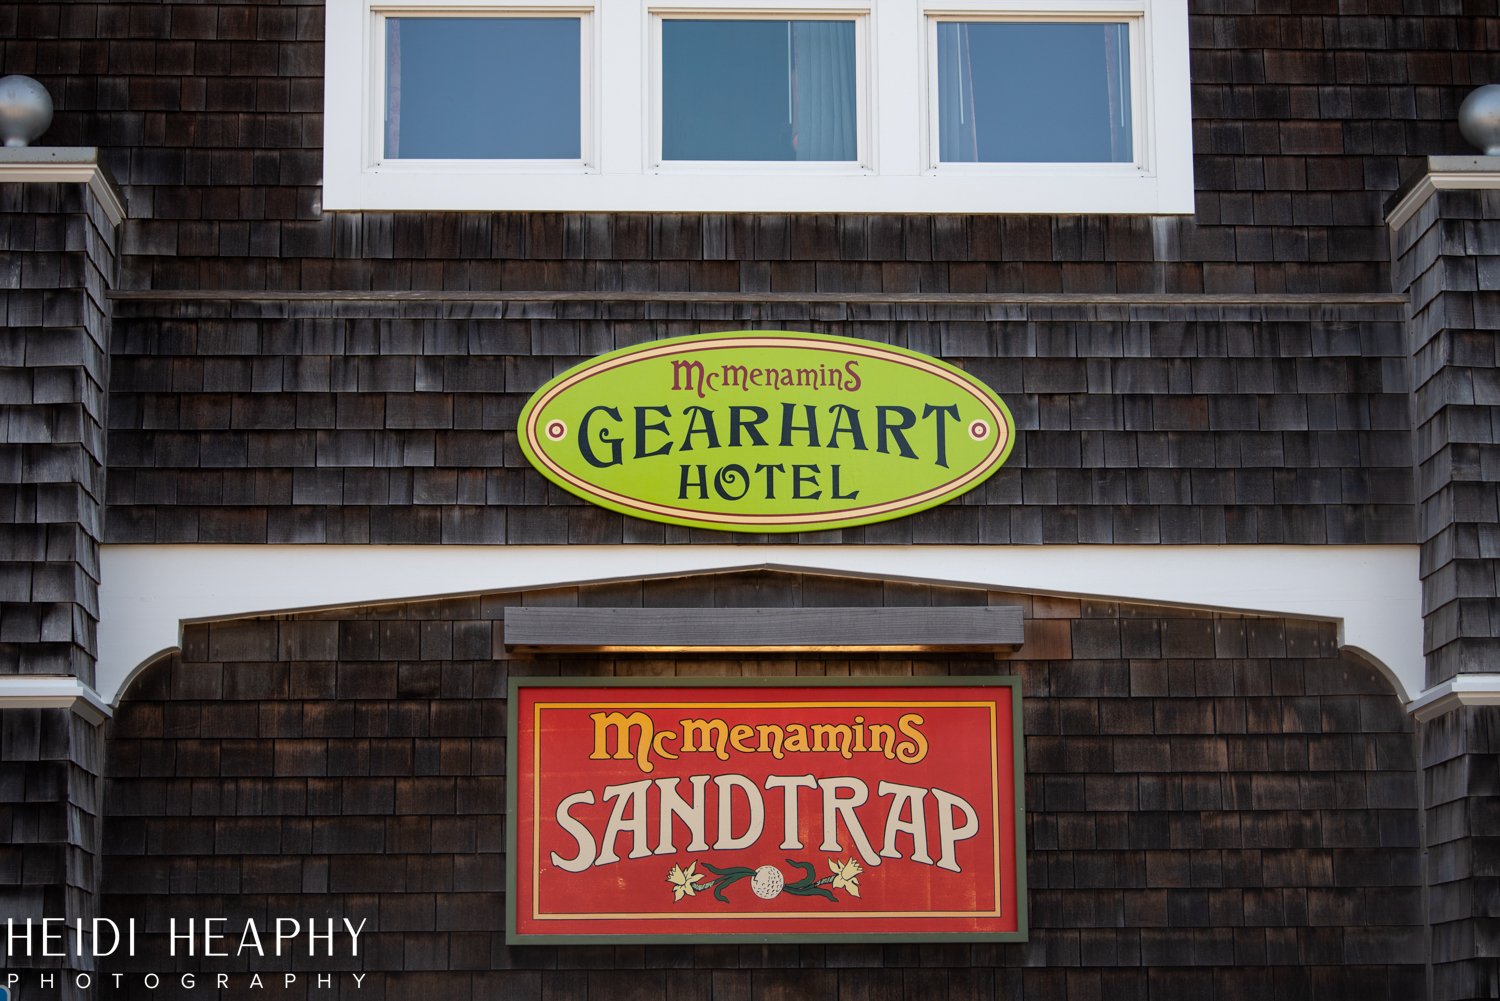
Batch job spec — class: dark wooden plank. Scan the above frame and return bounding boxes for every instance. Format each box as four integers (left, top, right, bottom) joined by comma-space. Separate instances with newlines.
502, 605, 1023, 651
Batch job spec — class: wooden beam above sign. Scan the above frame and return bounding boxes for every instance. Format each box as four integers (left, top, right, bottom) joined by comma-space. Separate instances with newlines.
503, 606, 1024, 652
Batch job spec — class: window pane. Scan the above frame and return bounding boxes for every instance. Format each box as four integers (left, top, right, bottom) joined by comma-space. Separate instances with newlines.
936, 21, 1132, 163
385, 17, 581, 159
662, 19, 857, 162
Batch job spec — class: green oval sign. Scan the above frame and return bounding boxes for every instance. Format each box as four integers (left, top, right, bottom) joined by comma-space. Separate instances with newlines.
518, 331, 1016, 533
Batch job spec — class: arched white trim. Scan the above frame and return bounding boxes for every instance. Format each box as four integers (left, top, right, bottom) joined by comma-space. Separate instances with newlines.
93, 549, 1416, 705
95, 544, 1423, 706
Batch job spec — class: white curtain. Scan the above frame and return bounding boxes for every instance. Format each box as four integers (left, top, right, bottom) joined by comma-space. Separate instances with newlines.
790, 22, 857, 161
1102, 22, 1130, 162
937, 24, 977, 162
384, 19, 402, 157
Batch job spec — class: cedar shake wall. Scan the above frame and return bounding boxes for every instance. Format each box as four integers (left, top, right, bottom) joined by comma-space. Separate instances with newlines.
0, 173, 116, 997
0, 178, 116, 684
2, 0, 1496, 997
0, 708, 103, 982
102, 298, 1415, 546
1422, 707, 1500, 1001
1389, 178, 1500, 1001
0, 2, 1487, 298
0, 4, 1492, 547
99, 572, 1427, 1000
0, 4, 1490, 548
1391, 182, 1500, 687
10, 2, 1490, 296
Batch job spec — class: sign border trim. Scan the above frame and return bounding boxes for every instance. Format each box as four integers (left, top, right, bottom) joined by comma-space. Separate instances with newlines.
505, 674, 1028, 945
516, 331, 1018, 533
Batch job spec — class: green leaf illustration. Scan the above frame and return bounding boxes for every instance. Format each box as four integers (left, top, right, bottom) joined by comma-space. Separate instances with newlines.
784, 859, 818, 889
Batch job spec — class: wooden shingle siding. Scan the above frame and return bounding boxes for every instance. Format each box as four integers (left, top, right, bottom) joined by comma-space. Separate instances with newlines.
0, 180, 115, 683
1392, 186, 1500, 687
100, 573, 1426, 1000
0, 707, 102, 975
2, 1, 1496, 998
1389, 179, 1500, 1001
103, 297, 1415, 545
1421, 705, 1500, 1001
0, 2, 1486, 546
502, 604, 1026, 650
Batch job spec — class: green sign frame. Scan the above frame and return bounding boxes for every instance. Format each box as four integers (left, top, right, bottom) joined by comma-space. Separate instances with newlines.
517, 331, 1016, 533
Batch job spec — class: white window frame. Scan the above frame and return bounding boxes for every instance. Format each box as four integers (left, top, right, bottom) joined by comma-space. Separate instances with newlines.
923, 7, 1145, 174
646, 4, 874, 174
322, 0, 1193, 213
369, 4, 597, 172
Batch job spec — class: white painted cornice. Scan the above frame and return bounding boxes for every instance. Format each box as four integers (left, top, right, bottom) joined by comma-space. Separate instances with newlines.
1384, 155, 1500, 232
0, 676, 111, 725
1405, 674, 1500, 722
0, 147, 126, 226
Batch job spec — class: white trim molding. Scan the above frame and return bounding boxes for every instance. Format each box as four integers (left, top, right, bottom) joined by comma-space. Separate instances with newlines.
1383, 155, 1500, 232
0, 676, 113, 726
0, 148, 127, 227
1405, 674, 1500, 723
98, 544, 1420, 707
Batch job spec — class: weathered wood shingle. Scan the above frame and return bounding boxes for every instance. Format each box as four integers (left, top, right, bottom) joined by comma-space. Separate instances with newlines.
102, 298, 1415, 546
99, 572, 1426, 999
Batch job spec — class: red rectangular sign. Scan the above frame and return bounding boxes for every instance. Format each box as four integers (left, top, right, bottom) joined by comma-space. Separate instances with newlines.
506, 678, 1027, 943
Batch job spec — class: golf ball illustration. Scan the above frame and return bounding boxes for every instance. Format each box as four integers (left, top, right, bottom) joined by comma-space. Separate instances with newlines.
750, 865, 785, 899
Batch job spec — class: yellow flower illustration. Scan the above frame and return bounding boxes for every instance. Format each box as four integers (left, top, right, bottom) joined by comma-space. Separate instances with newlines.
828, 858, 862, 898
667, 861, 706, 902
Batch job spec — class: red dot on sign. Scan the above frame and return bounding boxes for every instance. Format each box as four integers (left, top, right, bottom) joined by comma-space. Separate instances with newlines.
969, 421, 989, 440
547, 421, 566, 440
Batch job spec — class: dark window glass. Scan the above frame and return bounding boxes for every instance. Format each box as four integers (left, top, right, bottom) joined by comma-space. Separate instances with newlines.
936, 21, 1132, 163
385, 17, 581, 159
662, 19, 857, 162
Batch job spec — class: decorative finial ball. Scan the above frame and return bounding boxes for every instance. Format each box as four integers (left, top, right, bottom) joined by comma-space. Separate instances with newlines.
1459, 84, 1500, 156
0, 75, 53, 148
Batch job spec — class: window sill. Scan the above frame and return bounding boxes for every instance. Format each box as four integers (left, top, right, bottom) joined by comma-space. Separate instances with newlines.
320, 168, 1192, 214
